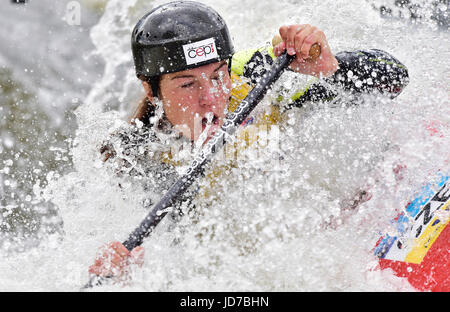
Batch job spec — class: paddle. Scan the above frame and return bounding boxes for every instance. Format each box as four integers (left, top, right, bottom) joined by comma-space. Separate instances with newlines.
83, 44, 321, 289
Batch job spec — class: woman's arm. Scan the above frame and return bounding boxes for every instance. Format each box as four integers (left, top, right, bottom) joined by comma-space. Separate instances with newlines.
234, 25, 409, 108
273, 24, 409, 98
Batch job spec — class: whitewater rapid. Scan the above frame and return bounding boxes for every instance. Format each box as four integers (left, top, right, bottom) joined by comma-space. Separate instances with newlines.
0, 0, 448, 291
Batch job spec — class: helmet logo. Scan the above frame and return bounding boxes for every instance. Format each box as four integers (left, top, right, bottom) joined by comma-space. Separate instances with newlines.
183, 38, 218, 66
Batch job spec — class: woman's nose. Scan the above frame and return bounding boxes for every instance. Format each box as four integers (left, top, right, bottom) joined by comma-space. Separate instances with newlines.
199, 82, 218, 107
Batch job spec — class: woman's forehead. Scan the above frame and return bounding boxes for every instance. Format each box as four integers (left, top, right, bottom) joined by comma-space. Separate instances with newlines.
163, 61, 227, 80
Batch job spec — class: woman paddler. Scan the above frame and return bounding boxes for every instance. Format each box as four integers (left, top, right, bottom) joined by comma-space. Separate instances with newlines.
88, 1, 409, 281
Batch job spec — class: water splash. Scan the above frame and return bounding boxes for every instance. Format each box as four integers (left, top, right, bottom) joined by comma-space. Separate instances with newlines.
0, 0, 448, 291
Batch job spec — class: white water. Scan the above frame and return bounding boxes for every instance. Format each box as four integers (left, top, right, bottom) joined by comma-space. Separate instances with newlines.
0, 0, 448, 291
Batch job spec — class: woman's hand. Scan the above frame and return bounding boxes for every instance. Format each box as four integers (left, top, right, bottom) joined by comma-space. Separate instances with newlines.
273, 24, 338, 78
88, 241, 144, 280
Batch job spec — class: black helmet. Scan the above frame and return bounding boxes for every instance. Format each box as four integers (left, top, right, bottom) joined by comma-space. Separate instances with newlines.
131, 1, 235, 79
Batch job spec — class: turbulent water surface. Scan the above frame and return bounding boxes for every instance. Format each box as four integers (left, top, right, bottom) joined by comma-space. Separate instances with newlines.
0, 0, 448, 291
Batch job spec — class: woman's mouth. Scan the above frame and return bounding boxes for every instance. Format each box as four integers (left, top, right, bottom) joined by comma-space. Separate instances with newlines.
202, 114, 219, 131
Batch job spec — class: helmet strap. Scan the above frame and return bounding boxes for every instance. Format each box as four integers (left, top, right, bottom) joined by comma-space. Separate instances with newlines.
149, 77, 160, 98
227, 57, 233, 75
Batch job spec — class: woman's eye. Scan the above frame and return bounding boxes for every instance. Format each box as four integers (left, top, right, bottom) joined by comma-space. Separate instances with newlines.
213, 70, 225, 82
181, 82, 194, 88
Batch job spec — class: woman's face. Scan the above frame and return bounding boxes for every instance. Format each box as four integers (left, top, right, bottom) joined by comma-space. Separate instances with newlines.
159, 61, 232, 141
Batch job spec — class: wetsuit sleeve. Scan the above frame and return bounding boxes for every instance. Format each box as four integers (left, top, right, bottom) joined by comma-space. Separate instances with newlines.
289, 49, 409, 107
327, 49, 409, 97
